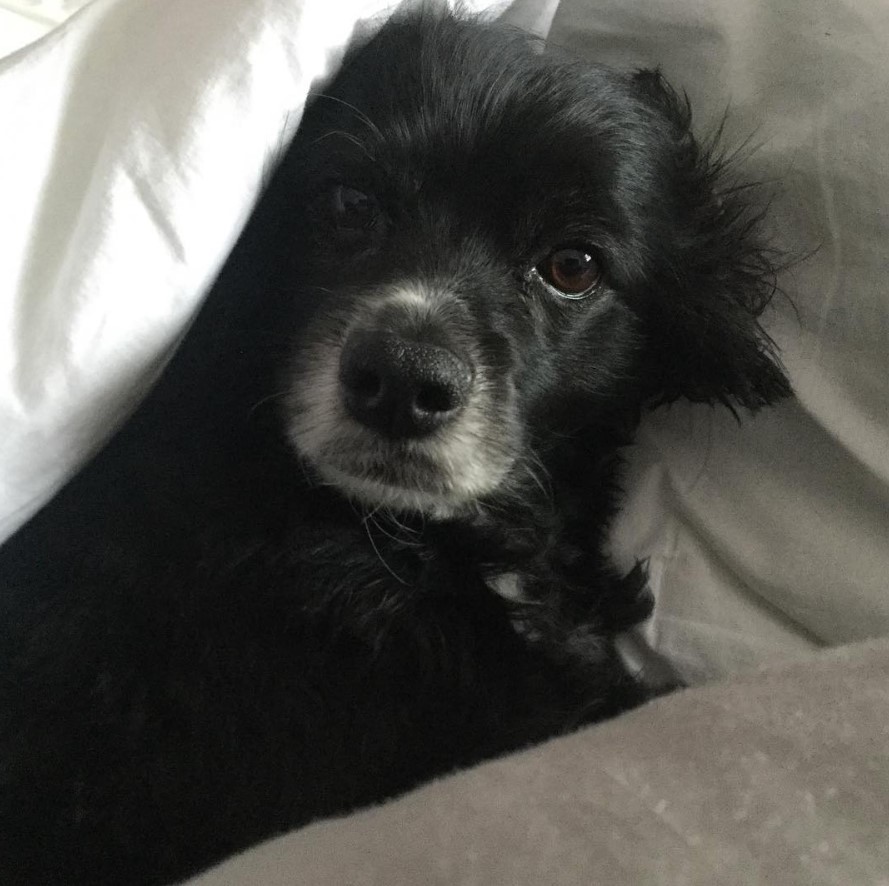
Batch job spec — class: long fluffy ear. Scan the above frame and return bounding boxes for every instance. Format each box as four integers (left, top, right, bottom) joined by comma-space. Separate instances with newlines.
631, 70, 792, 412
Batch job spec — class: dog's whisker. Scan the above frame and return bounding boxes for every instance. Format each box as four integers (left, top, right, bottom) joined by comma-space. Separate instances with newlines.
248, 390, 294, 418
370, 510, 423, 549
309, 91, 385, 141
310, 129, 376, 162
363, 514, 409, 586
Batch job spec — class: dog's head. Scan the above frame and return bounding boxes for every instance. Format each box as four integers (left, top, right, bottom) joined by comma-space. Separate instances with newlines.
279, 10, 790, 518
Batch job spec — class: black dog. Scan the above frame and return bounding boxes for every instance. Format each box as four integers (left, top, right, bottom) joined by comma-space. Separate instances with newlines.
0, 9, 790, 885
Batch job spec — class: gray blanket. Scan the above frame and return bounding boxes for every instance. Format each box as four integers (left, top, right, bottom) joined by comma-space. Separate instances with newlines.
189, 640, 889, 885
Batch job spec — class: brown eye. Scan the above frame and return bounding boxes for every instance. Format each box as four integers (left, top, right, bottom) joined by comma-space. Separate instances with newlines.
537, 246, 602, 298
330, 185, 377, 231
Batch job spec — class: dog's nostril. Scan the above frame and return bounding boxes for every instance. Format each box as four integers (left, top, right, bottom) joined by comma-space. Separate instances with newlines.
414, 382, 457, 416
351, 369, 383, 403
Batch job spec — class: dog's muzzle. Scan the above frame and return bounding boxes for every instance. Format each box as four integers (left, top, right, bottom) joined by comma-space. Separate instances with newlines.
339, 330, 473, 439
287, 282, 520, 516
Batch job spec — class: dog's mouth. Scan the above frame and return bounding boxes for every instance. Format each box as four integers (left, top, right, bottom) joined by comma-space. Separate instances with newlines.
303, 424, 516, 518
315, 457, 482, 519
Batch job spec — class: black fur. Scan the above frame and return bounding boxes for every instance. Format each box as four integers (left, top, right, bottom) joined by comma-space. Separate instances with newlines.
0, 10, 790, 885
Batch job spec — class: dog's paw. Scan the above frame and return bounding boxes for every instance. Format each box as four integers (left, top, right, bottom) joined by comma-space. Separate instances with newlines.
597, 560, 655, 632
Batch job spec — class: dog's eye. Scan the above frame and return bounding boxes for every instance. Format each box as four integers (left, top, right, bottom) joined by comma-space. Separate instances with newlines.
330, 185, 377, 231
536, 246, 602, 298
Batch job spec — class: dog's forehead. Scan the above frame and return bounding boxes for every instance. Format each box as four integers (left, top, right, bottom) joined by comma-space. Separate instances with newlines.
381, 101, 617, 197
311, 22, 646, 194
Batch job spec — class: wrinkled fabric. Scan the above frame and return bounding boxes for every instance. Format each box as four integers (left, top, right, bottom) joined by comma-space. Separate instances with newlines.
0, 0, 355, 540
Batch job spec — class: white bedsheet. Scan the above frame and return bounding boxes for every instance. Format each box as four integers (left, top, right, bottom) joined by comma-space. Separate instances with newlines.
0, 0, 362, 539
1, 0, 886, 680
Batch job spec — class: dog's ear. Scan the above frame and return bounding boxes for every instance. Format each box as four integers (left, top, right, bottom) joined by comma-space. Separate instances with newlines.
630, 70, 792, 412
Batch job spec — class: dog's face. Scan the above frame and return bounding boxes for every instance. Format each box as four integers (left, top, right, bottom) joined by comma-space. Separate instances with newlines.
278, 12, 790, 518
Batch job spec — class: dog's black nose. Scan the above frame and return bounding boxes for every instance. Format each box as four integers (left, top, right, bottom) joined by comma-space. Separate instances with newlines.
339, 331, 472, 438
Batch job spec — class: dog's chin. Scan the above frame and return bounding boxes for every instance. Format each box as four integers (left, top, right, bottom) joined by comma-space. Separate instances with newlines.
314, 461, 482, 519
